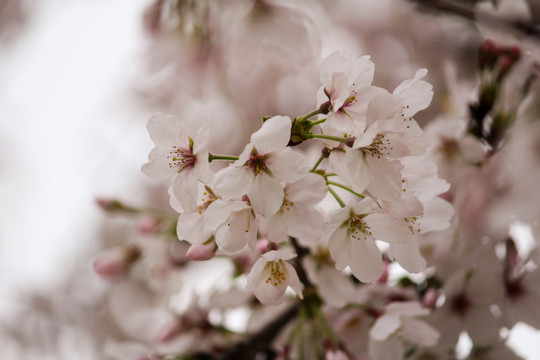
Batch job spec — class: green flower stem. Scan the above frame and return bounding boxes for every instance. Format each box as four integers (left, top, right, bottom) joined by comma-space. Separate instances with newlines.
304, 133, 349, 144
327, 181, 366, 199
310, 155, 325, 173
315, 308, 339, 345
208, 153, 239, 162
309, 118, 327, 126
298, 108, 323, 122
327, 187, 346, 208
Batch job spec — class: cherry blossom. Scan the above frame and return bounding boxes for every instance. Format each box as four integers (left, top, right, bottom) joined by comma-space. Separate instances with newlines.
214, 115, 309, 217
246, 250, 303, 305
142, 113, 211, 211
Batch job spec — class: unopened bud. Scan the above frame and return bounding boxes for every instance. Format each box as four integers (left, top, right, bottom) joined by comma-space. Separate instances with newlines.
423, 288, 439, 308
186, 241, 216, 261
479, 39, 500, 71
345, 136, 356, 148
322, 147, 331, 158
319, 100, 332, 115
93, 244, 141, 279
496, 55, 514, 82
136, 217, 160, 235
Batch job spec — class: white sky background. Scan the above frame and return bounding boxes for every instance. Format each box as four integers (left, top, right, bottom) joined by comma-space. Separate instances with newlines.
0, 0, 539, 359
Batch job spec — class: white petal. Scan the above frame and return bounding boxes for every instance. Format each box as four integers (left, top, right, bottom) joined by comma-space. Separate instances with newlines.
389, 239, 427, 273
370, 313, 401, 341
365, 213, 409, 245
365, 155, 402, 201
172, 169, 199, 212
248, 174, 284, 217
147, 113, 188, 148
204, 200, 249, 231
368, 338, 404, 360
348, 236, 384, 283
366, 93, 403, 125
251, 116, 292, 154
401, 318, 440, 346
393, 69, 433, 117
286, 207, 324, 244
258, 214, 289, 243
213, 166, 254, 200
328, 72, 350, 111
142, 147, 176, 180
320, 51, 352, 88
285, 173, 327, 207
350, 55, 375, 89
177, 211, 212, 246
266, 148, 309, 183
283, 261, 303, 299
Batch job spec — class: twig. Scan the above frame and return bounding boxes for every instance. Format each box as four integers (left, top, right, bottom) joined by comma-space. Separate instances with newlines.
409, 0, 540, 42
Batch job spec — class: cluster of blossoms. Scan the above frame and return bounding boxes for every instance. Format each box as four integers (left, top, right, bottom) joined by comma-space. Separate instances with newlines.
132, 51, 452, 358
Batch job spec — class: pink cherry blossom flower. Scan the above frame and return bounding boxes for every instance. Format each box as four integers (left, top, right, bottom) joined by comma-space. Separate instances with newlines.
246, 250, 303, 305
257, 173, 327, 244
142, 113, 211, 211
214, 115, 309, 216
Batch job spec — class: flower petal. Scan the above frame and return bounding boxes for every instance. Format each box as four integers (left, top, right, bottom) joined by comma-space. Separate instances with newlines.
251, 116, 292, 154
248, 174, 284, 217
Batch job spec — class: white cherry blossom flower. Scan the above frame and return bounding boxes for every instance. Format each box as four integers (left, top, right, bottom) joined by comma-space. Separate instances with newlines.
214, 115, 309, 216
326, 198, 409, 282
369, 301, 439, 360
318, 51, 385, 138
246, 250, 303, 305
142, 113, 211, 211
257, 173, 327, 244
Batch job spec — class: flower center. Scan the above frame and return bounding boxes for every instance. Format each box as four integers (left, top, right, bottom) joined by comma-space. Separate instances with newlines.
449, 292, 471, 317
168, 146, 196, 171
265, 261, 287, 287
347, 215, 372, 240
246, 149, 268, 175
362, 134, 393, 159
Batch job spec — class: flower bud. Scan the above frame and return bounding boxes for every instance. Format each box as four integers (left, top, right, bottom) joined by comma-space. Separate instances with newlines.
136, 217, 160, 235
186, 242, 216, 261
93, 244, 141, 279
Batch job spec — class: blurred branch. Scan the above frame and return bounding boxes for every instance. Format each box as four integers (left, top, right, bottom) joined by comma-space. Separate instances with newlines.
409, 0, 540, 42
221, 303, 299, 360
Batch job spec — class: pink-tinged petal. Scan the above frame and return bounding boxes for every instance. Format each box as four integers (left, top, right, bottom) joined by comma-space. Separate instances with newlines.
350, 197, 380, 215
348, 86, 388, 127
215, 209, 255, 254
389, 239, 427, 273
393, 69, 433, 117
386, 301, 429, 316
172, 169, 199, 212
147, 113, 188, 148
314, 265, 358, 307
350, 55, 375, 89
262, 249, 297, 262
266, 148, 309, 183
348, 236, 384, 283
214, 166, 254, 200
283, 261, 303, 299
420, 197, 454, 233
320, 51, 352, 88
366, 93, 403, 125
380, 194, 423, 219
328, 72, 350, 111
286, 173, 327, 207
365, 213, 408, 245
186, 242, 216, 261
401, 318, 440, 346
252, 278, 287, 306
365, 155, 402, 201
193, 149, 212, 184
248, 174, 284, 217
142, 147, 177, 180
193, 121, 210, 153
258, 214, 289, 243
251, 116, 292, 154
246, 258, 267, 291
286, 207, 324, 243
328, 150, 354, 188
345, 152, 372, 195
322, 110, 364, 139
177, 211, 212, 245
328, 227, 350, 271
370, 313, 401, 341
204, 200, 249, 231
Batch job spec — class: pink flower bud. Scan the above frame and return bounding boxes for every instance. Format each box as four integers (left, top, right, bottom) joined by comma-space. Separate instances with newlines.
156, 318, 182, 343
186, 242, 216, 261
423, 288, 439, 308
93, 245, 140, 279
136, 217, 160, 235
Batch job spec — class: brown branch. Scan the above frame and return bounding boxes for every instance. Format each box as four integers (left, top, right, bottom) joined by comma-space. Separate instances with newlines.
409, 0, 540, 42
